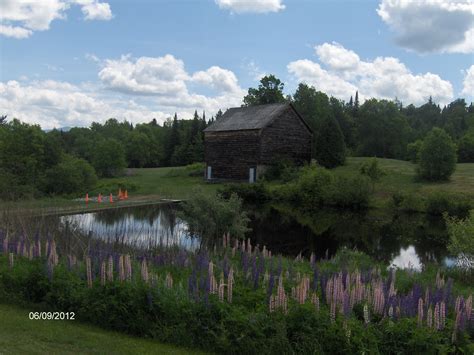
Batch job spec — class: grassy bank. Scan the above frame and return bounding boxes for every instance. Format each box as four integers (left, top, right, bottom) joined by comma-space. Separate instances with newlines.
333, 158, 474, 208
2, 158, 473, 213
0, 303, 204, 354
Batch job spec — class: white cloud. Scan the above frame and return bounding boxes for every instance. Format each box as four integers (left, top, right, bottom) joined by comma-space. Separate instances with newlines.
1, 54, 247, 129
0, 80, 168, 129
288, 42, 454, 105
377, 0, 474, 53
215, 0, 285, 14
75, 0, 112, 20
461, 65, 474, 97
0, 24, 32, 38
0, 0, 112, 38
98, 54, 246, 114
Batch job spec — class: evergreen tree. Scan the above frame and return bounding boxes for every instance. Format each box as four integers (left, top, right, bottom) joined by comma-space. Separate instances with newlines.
165, 113, 180, 165
215, 109, 223, 120
315, 116, 346, 168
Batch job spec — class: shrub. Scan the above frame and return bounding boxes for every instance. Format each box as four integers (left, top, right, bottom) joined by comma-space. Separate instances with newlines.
180, 189, 250, 240
44, 154, 97, 196
418, 128, 457, 181
458, 132, 474, 163
166, 162, 205, 177
391, 191, 425, 213
426, 192, 472, 218
262, 158, 298, 182
218, 182, 269, 204
406, 140, 423, 163
285, 166, 370, 210
445, 210, 474, 269
359, 157, 386, 192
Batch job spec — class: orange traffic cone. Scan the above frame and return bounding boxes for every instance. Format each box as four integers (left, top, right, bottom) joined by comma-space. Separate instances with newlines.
98, 193, 102, 203
118, 188, 123, 200
124, 190, 128, 199
85, 193, 89, 204
109, 193, 113, 203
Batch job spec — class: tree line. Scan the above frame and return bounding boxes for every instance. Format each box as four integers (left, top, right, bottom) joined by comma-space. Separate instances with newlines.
0, 74, 473, 199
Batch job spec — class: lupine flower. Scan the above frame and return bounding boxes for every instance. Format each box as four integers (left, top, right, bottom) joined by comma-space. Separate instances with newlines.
227, 268, 234, 303
118, 255, 125, 282
100, 261, 106, 286
311, 292, 320, 313
417, 298, 424, 327
165, 272, 173, 289
218, 272, 225, 302
465, 295, 472, 321
363, 303, 370, 324
9, 253, 14, 268
427, 307, 433, 328
86, 257, 92, 288
141, 258, 149, 283
107, 255, 114, 282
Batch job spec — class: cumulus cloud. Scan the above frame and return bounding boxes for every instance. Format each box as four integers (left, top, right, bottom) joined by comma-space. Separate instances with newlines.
461, 65, 474, 97
0, 80, 168, 129
288, 42, 454, 105
377, 0, 474, 53
215, 0, 285, 14
2, 54, 247, 128
0, 0, 112, 38
98, 53, 246, 114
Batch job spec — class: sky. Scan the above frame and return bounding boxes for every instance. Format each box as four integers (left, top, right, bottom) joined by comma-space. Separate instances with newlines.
0, 0, 473, 129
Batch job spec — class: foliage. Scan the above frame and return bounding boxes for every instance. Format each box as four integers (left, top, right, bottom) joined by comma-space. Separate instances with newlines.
314, 116, 346, 168
406, 139, 423, 163
243, 75, 287, 106
359, 157, 386, 191
44, 154, 97, 195
418, 128, 457, 181
445, 210, 474, 267
426, 192, 472, 218
262, 157, 298, 182
283, 166, 371, 210
165, 162, 205, 178
92, 138, 127, 178
218, 182, 269, 204
458, 132, 474, 163
180, 189, 250, 240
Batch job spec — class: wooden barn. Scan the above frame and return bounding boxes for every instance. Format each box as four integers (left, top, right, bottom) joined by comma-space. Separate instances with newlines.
203, 103, 312, 182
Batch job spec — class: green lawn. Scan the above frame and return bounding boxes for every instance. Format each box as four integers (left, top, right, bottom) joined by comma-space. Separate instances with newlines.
0, 303, 205, 355
333, 157, 474, 207
2, 158, 473, 213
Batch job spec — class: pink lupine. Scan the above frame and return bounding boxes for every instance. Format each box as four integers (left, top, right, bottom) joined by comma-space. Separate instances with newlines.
141, 258, 149, 283
440, 301, 446, 330
100, 261, 106, 286
427, 307, 433, 328
227, 268, 234, 303
86, 256, 92, 288
218, 272, 225, 302
107, 255, 113, 282
125, 254, 132, 281
363, 303, 370, 324
465, 295, 472, 320
311, 292, 320, 313
434, 303, 440, 330
417, 298, 424, 327
118, 255, 125, 282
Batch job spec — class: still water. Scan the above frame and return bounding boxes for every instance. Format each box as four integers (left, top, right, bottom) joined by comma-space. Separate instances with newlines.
60, 203, 452, 270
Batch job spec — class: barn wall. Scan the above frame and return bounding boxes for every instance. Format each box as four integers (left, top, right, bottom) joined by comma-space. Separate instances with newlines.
205, 130, 260, 180
259, 106, 312, 165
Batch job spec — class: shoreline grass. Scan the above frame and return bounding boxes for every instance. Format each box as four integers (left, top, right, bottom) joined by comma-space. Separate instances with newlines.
0, 302, 206, 354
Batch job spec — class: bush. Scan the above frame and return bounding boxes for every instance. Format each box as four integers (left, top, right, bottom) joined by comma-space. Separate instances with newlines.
359, 157, 386, 191
165, 162, 205, 177
218, 182, 269, 204
458, 132, 474, 163
180, 189, 250, 240
391, 191, 425, 213
426, 192, 472, 218
285, 166, 370, 210
406, 140, 423, 163
445, 210, 474, 269
262, 158, 298, 182
44, 154, 97, 196
418, 128, 457, 181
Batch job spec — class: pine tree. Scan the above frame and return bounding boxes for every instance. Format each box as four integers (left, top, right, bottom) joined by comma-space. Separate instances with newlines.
215, 109, 223, 120
165, 113, 180, 165
315, 116, 346, 168
354, 91, 359, 113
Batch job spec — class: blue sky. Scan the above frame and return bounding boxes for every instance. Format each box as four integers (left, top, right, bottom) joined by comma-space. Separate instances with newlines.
1, 0, 473, 129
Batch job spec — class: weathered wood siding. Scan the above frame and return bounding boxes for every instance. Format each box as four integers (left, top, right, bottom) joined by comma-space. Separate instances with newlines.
259, 106, 312, 165
204, 130, 260, 180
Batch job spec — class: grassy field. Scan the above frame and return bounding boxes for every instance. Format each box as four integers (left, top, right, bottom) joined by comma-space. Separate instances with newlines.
2, 158, 473, 213
0, 303, 205, 355
333, 158, 474, 207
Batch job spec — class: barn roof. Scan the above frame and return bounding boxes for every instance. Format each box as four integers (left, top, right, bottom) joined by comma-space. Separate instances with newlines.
204, 103, 311, 133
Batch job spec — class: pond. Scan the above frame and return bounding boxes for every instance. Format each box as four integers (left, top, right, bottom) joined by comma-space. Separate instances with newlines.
56, 202, 453, 270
